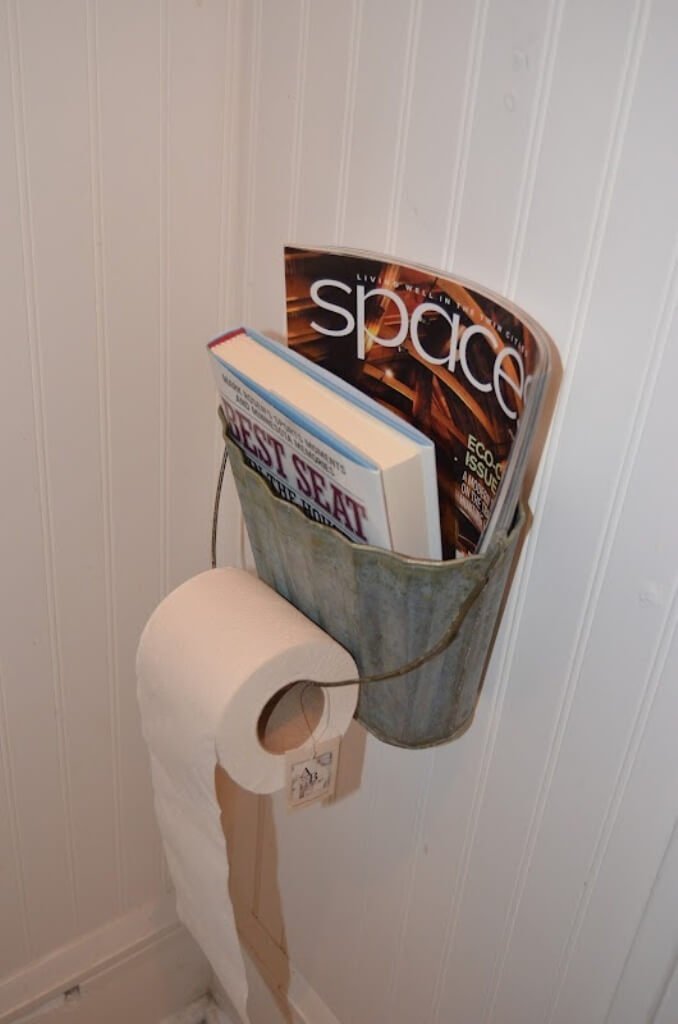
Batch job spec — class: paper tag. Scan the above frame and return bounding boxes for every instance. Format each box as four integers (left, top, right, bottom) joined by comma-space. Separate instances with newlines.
286, 737, 340, 810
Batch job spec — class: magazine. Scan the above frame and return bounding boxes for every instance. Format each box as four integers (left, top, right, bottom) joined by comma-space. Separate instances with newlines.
208, 327, 442, 559
284, 246, 551, 558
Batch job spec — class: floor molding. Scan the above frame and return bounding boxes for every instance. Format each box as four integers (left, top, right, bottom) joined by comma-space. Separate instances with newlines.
0, 899, 211, 1024
212, 949, 341, 1024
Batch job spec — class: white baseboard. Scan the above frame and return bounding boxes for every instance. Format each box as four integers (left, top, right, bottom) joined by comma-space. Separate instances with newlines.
212, 949, 341, 1024
0, 898, 211, 1024
285, 969, 341, 1024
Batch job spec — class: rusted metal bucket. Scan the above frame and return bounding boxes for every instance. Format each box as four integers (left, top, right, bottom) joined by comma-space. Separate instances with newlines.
227, 439, 525, 749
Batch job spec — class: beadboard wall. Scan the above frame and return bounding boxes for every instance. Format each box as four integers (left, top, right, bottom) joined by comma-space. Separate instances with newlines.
1, 2, 677, 1024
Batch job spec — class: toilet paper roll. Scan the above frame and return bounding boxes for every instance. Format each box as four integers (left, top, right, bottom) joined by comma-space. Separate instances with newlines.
136, 567, 358, 1023
137, 567, 358, 794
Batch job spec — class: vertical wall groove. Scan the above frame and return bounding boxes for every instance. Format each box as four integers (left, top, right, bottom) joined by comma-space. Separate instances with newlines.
7, 0, 79, 936
560, 0, 651, 366
566, 591, 678, 1024
85, 0, 124, 913
288, 0, 310, 240
431, 2, 652, 1016
429, 551, 529, 1024
466, 2, 657, 1016
504, 0, 565, 298
384, 0, 422, 252
442, 0, 489, 269
653, 954, 678, 1024
383, 750, 436, 1019
217, 0, 235, 330
489, 0, 649, 931
591, 588, 678, 1024
158, 0, 171, 893
213, 0, 238, 489
545, 238, 678, 1022
501, 0, 654, 1007
605, 817, 678, 1023
242, 0, 263, 323
0, 665, 31, 958
2, 0, 35, 961
214, 0, 250, 573
333, 0, 362, 241
159, 0, 170, 601
485, 234, 678, 1024
220, 0, 245, 328
644, 824, 678, 1024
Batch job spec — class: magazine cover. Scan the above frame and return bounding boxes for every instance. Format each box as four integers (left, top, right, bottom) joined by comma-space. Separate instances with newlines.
284, 246, 551, 558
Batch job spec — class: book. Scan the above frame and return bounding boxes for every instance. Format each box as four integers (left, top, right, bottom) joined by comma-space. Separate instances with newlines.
284, 246, 552, 558
208, 327, 442, 559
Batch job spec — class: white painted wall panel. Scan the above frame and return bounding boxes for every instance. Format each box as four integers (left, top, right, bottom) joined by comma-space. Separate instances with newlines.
234, 3, 678, 1024
340, 0, 416, 249
555, 595, 678, 1024
394, 0, 477, 264
510, 0, 639, 327
93, 0, 166, 912
243, 0, 303, 333
548, 300, 678, 1023
449, 0, 553, 285
607, 818, 678, 1024
493, 291, 678, 1019
164, 0, 233, 591
0, 4, 37, 973
2, 0, 87, 961
381, 734, 489, 1023
434, 4, 677, 1021
655, 965, 678, 1024
0, 0, 237, 1001
16, 0, 120, 942
290, 0, 355, 243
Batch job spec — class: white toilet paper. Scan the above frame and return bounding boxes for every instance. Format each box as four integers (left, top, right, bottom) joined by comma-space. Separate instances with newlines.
136, 568, 358, 1022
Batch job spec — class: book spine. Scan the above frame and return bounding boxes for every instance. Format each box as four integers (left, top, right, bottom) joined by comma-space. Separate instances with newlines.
213, 362, 391, 549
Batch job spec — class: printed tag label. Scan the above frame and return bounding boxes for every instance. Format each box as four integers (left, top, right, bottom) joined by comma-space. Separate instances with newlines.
286, 737, 340, 810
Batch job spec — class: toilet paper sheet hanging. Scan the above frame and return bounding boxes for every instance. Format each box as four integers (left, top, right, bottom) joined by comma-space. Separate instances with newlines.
226, 438, 525, 749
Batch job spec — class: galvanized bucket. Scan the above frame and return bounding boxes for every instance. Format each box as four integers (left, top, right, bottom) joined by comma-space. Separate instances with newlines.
227, 439, 525, 749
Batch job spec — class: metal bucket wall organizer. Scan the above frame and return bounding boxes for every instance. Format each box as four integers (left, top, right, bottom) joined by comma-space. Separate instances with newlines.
227, 438, 526, 750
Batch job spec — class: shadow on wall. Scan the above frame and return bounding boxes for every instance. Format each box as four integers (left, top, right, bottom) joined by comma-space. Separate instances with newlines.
214, 716, 367, 1022
523, 331, 562, 500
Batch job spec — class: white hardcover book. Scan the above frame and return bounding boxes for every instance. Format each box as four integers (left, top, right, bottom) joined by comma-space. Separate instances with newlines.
208, 328, 441, 560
